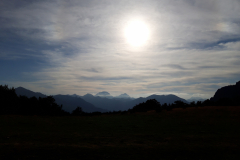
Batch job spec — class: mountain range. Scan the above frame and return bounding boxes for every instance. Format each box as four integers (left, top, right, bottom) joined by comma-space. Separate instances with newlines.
82, 94, 189, 111
15, 87, 189, 113
15, 87, 106, 113
95, 91, 112, 98
12, 80, 240, 113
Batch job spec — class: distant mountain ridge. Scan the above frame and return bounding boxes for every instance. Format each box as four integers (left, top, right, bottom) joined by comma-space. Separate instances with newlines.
53, 95, 107, 113
93, 91, 134, 99
81, 94, 131, 111
126, 94, 188, 110
81, 93, 188, 111
95, 91, 113, 98
12, 81, 240, 114
15, 87, 189, 112
115, 93, 132, 99
15, 87, 106, 113
187, 97, 206, 102
70, 92, 134, 100
95, 91, 111, 97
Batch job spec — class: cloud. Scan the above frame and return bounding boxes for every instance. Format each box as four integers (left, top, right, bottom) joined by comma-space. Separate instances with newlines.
220, 41, 240, 50
85, 68, 99, 73
0, 0, 240, 99
198, 65, 225, 69
162, 64, 187, 70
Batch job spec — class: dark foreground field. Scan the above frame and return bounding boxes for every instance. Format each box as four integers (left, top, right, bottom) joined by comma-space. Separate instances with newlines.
1, 106, 240, 160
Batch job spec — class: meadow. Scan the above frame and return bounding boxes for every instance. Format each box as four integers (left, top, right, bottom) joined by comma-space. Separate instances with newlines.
0, 106, 240, 160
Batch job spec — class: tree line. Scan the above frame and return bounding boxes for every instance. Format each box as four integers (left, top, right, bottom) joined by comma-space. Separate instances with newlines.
0, 85, 69, 116
127, 96, 240, 113
67, 92, 240, 115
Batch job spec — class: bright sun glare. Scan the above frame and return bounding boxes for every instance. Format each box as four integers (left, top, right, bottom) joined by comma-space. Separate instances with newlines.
124, 20, 150, 47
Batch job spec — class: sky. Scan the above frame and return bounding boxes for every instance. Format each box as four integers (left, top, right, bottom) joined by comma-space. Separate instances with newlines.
0, 0, 240, 99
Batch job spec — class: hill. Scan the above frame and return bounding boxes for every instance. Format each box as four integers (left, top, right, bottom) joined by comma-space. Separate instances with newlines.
210, 81, 240, 101
15, 87, 46, 98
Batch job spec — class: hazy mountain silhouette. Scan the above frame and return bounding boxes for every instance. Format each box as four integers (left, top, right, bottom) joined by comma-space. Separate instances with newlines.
124, 94, 188, 110
15, 87, 106, 113
70, 94, 81, 98
82, 93, 188, 111
53, 95, 107, 113
15, 87, 189, 112
115, 93, 133, 99
187, 97, 206, 102
83, 92, 134, 99
82, 93, 129, 111
95, 91, 113, 98
210, 81, 240, 101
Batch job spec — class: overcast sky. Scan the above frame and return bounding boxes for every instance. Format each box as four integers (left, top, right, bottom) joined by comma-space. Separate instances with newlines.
1, 0, 240, 99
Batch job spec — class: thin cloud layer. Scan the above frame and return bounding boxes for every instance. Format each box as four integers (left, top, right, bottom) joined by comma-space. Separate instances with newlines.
0, 0, 240, 99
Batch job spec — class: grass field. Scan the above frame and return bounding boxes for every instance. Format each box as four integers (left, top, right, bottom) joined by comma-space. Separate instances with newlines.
0, 106, 240, 160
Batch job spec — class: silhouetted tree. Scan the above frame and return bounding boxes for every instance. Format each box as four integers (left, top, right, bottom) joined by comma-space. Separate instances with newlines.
72, 106, 84, 116
190, 101, 196, 107
0, 85, 19, 114
174, 100, 188, 109
196, 101, 202, 106
91, 111, 102, 116
0, 85, 69, 116
166, 104, 173, 111
131, 99, 162, 112
202, 99, 214, 106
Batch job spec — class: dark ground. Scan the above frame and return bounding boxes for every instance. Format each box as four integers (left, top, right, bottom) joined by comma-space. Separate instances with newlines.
0, 106, 240, 160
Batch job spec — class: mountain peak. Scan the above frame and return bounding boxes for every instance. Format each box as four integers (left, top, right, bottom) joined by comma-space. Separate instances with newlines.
95, 91, 111, 97
83, 93, 94, 97
15, 87, 46, 98
16, 86, 25, 89
115, 93, 131, 99
70, 94, 81, 98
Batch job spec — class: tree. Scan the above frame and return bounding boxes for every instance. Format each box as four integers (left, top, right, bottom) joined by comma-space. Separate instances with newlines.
72, 106, 83, 116
0, 85, 19, 114
131, 99, 162, 112
174, 100, 188, 109
0, 85, 69, 116
196, 101, 202, 106
190, 101, 196, 107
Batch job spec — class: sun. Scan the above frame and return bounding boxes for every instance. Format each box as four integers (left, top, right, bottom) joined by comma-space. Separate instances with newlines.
124, 20, 150, 47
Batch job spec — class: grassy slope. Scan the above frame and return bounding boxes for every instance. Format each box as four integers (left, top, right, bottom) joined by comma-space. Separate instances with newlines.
0, 106, 240, 160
